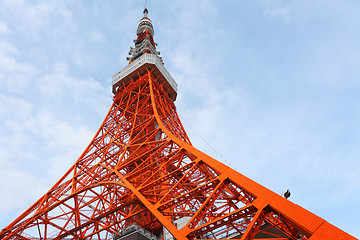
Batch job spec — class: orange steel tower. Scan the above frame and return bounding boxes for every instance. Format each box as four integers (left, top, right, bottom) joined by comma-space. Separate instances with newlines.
0, 9, 357, 240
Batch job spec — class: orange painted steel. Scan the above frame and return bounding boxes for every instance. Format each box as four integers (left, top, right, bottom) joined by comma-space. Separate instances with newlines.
0, 70, 356, 240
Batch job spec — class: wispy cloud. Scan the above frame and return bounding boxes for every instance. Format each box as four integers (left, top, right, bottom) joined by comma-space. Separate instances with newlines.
91, 31, 106, 42
0, 21, 11, 35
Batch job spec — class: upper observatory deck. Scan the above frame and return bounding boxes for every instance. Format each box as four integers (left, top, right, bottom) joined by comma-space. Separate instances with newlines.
112, 9, 177, 101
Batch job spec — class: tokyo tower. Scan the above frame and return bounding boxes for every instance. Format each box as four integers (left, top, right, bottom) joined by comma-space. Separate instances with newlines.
0, 8, 357, 240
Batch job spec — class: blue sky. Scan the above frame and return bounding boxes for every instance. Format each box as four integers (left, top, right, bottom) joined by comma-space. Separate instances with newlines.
0, 0, 359, 237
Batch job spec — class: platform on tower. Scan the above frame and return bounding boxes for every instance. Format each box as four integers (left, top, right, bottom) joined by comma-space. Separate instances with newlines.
112, 223, 160, 240
112, 53, 177, 101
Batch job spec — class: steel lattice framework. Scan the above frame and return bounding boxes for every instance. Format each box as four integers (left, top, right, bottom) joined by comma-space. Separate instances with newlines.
0, 9, 356, 240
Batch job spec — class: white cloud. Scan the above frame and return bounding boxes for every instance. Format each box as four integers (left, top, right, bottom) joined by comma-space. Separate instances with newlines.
1, 0, 76, 45
37, 61, 109, 116
0, 97, 96, 228
268, 6, 291, 23
0, 21, 11, 35
0, 94, 34, 120
0, 151, 48, 220
2, 1, 58, 36
260, 0, 292, 23
91, 31, 105, 42
0, 40, 18, 56
0, 40, 39, 92
23, 112, 94, 179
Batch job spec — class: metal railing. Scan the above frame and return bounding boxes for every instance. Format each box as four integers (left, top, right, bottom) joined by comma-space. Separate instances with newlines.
112, 53, 177, 93
112, 223, 160, 240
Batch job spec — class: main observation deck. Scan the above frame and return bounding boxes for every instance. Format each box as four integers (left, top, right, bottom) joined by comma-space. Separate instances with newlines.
112, 53, 178, 101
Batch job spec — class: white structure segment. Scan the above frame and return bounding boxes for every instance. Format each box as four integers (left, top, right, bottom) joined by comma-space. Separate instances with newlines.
112, 53, 177, 100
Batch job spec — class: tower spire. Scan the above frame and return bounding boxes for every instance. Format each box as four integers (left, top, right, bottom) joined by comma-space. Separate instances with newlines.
125, 8, 161, 64
137, 8, 153, 36
143, 7, 149, 18
113, 8, 176, 100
